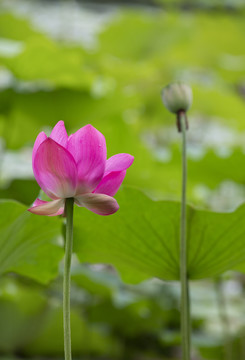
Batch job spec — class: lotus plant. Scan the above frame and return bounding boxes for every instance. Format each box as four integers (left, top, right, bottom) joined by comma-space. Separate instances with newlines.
29, 121, 134, 360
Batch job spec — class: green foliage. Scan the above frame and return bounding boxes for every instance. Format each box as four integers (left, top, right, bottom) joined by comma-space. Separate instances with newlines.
0, 200, 63, 283
2, 38, 94, 88
74, 187, 245, 282
1, 10, 245, 202
0, 179, 40, 204
0, 277, 47, 352
26, 307, 121, 357
0, 268, 180, 358
0, 13, 42, 41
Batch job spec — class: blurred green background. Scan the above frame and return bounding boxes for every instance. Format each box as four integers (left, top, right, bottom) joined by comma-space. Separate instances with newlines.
1, 0, 245, 359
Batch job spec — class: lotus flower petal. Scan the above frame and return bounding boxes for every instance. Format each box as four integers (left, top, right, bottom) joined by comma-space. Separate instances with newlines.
94, 170, 126, 197
75, 193, 119, 215
28, 199, 64, 216
32, 198, 64, 215
33, 138, 78, 199
32, 131, 47, 166
67, 125, 106, 194
105, 153, 134, 175
50, 120, 68, 148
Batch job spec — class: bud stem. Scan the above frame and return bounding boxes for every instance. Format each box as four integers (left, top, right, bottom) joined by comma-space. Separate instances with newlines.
179, 112, 191, 360
63, 197, 74, 360
177, 110, 189, 132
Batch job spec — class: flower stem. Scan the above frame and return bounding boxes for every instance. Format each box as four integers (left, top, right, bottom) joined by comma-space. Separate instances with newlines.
178, 111, 191, 360
64, 197, 74, 360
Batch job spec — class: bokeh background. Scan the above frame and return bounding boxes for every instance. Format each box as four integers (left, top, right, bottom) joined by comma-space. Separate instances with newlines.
1, 0, 245, 359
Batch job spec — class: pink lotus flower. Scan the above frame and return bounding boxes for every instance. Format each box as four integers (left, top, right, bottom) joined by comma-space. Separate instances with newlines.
28, 121, 134, 216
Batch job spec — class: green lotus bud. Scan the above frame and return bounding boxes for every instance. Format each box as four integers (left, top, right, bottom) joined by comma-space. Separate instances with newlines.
161, 82, 193, 114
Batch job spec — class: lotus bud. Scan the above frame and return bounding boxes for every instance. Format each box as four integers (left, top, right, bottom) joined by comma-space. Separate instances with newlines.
161, 82, 193, 114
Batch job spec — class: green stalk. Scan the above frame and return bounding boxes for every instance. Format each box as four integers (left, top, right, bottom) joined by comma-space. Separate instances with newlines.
63, 197, 74, 360
179, 111, 191, 360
